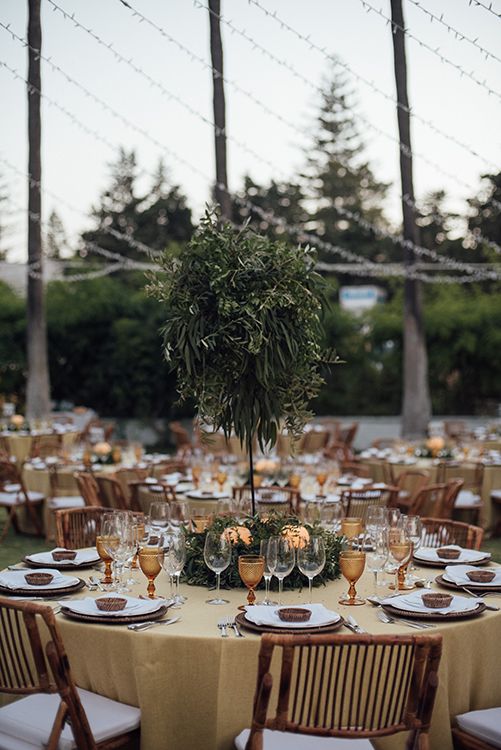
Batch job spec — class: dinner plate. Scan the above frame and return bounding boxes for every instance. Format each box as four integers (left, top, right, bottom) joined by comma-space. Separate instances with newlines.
24, 549, 101, 570
235, 612, 344, 635
436, 573, 501, 593
244, 603, 341, 630
381, 592, 486, 621
186, 490, 229, 500
0, 578, 85, 598
60, 604, 170, 625
413, 547, 491, 568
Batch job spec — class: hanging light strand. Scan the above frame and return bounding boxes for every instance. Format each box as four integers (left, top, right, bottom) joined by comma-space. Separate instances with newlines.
407, 0, 501, 64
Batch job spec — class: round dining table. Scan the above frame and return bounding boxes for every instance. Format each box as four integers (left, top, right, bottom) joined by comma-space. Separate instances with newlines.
11, 557, 498, 750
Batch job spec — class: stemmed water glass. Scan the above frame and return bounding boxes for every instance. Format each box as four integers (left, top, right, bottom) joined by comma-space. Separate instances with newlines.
401, 515, 423, 585
170, 501, 188, 531
339, 550, 366, 606
269, 536, 295, 605
204, 530, 231, 605
365, 530, 387, 593
103, 518, 136, 594
297, 536, 326, 603
256, 539, 277, 605
148, 502, 170, 538
159, 529, 186, 608
320, 501, 344, 533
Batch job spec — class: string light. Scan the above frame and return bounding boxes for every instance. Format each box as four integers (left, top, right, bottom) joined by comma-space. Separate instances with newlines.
407, 0, 501, 65
468, 0, 501, 21
246, 0, 500, 177
0, 154, 162, 260
2, 38, 499, 283
358, 0, 501, 103
36, 4, 501, 216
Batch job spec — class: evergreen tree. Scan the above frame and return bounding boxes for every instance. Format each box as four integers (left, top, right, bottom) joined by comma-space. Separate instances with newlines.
468, 172, 501, 253
45, 209, 68, 259
303, 70, 392, 265
231, 175, 308, 242
0, 172, 11, 261
81, 150, 193, 264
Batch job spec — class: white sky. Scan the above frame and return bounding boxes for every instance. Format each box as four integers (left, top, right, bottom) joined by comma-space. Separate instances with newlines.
1, 0, 500, 262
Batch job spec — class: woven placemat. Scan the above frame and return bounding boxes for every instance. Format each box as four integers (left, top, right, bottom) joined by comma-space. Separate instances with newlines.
60, 603, 170, 625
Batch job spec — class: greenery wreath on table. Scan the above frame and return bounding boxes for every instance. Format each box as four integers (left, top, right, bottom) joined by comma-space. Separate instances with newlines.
184, 512, 343, 590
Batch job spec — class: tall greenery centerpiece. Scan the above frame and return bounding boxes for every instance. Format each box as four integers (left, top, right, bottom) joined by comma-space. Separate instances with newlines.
150, 209, 334, 513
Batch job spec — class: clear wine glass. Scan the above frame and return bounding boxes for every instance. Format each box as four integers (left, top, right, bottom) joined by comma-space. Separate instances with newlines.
366, 505, 387, 537
401, 515, 423, 585
270, 536, 295, 605
386, 526, 413, 591
297, 536, 326, 603
203, 530, 231, 605
256, 539, 277, 606
159, 529, 186, 608
365, 530, 387, 593
148, 502, 170, 536
320, 501, 344, 533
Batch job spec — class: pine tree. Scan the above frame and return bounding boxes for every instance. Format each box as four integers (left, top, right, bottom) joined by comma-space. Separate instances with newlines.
468, 172, 501, 251
303, 70, 391, 263
45, 209, 68, 259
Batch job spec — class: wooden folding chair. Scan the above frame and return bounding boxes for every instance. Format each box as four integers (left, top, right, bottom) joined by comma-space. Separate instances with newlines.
94, 475, 129, 510
233, 485, 300, 515
0, 458, 44, 540
235, 632, 442, 750
420, 517, 484, 550
0, 597, 140, 749
75, 471, 102, 507
340, 486, 397, 524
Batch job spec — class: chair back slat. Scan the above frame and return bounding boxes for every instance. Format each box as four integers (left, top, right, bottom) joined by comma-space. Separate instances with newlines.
247, 633, 442, 748
340, 487, 395, 523
55, 506, 107, 548
95, 476, 129, 510
420, 517, 484, 550
74, 472, 101, 507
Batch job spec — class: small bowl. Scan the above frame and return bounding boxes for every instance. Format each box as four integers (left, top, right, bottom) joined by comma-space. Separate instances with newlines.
437, 547, 461, 560
25, 572, 54, 586
277, 608, 312, 623
95, 597, 127, 612
421, 593, 453, 609
52, 549, 77, 561
466, 570, 495, 583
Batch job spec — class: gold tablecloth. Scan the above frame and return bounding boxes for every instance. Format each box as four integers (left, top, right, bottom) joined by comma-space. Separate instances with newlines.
4, 432, 79, 464
17, 562, 498, 750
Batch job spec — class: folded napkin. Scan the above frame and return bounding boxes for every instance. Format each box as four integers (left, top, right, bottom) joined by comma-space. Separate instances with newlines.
414, 546, 489, 564
444, 564, 501, 587
26, 548, 100, 567
186, 490, 229, 499
60, 595, 165, 617
0, 569, 79, 591
382, 590, 479, 615
244, 603, 340, 629
301, 493, 340, 504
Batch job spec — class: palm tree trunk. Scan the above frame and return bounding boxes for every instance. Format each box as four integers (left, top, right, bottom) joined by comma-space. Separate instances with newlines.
208, 0, 231, 220
390, 0, 431, 439
26, 0, 51, 420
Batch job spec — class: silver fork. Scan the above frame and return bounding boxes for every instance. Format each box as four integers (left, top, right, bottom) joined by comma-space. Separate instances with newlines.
218, 619, 229, 637
377, 609, 434, 630
226, 617, 245, 637
460, 587, 500, 610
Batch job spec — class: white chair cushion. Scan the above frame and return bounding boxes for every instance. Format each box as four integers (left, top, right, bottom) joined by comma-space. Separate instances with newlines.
491, 490, 501, 501
3, 484, 21, 493
456, 707, 501, 748
0, 688, 140, 750
47, 496, 85, 510
0, 731, 39, 750
235, 728, 373, 750
455, 490, 481, 508
0, 491, 45, 505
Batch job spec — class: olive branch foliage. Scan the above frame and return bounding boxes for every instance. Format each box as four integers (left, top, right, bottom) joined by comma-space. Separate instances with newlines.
184, 512, 342, 590
149, 208, 338, 451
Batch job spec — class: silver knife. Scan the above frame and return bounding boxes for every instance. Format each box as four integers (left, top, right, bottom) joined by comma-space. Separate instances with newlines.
346, 615, 367, 633
128, 616, 181, 631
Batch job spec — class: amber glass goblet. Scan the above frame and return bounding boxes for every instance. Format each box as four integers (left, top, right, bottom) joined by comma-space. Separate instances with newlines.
338, 550, 366, 606
238, 555, 265, 610
96, 534, 118, 587
191, 464, 202, 489
138, 546, 164, 599
130, 517, 146, 570
216, 471, 227, 493
388, 529, 413, 591
340, 517, 363, 550
289, 472, 301, 489
316, 471, 328, 494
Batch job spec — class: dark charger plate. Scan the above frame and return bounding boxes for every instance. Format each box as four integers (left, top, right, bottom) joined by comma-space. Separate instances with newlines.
235, 611, 345, 635
0, 578, 85, 598
60, 603, 170, 625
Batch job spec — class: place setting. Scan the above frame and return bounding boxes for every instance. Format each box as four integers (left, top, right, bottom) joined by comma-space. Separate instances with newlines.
413, 544, 491, 567
58, 593, 172, 626
379, 590, 487, 621
0, 568, 85, 597
23, 547, 101, 570
435, 564, 501, 595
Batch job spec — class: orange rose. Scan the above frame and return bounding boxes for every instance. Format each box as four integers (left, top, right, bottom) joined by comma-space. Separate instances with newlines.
222, 526, 252, 546
282, 524, 310, 549
94, 441, 112, 456
426, 437, 445, 457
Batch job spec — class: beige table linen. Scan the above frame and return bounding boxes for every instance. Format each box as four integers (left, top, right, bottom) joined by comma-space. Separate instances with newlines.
4, 560, 493, 750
